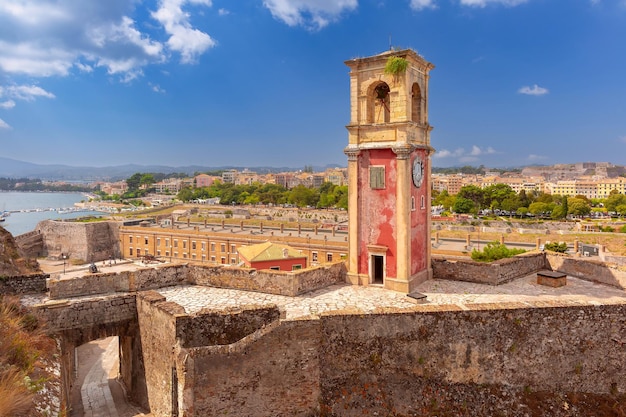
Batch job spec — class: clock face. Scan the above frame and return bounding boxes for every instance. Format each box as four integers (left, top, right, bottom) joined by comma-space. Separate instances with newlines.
412, 158, 424, 188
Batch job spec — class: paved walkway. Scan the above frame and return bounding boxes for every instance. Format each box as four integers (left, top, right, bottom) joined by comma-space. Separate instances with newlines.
81, 337, 119, 417
157, 274, 626, 319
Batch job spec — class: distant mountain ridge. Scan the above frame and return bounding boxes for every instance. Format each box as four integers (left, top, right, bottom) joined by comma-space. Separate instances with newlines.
0, 157, 344, 181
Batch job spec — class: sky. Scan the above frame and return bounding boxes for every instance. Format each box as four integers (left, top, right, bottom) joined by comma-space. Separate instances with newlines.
0, 0, 625, 170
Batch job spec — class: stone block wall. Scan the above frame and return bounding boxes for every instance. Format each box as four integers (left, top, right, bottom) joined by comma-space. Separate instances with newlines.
188, 262, 345, 296
163, 301, 626, 417
137, 291, 181, 417
0, 273, 48, 295
186, 320, 322, 417
318, 302, 626, 416
36, 220, 121, 263
432, 252, 547, 285
176, 305, 280, 348
35, 294, 137, 333
547, 253, 626, 289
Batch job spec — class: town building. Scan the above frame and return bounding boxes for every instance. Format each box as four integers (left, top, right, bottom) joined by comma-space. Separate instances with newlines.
238, 241, 307, 271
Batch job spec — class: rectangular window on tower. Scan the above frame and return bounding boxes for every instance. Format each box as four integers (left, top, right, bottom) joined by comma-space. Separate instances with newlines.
369, 166, 385, 189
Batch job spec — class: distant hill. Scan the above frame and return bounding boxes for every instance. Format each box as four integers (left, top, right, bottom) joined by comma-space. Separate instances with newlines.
0, 157, 344, 181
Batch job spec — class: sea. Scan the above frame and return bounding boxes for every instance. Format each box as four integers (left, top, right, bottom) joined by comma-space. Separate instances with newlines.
0, 191, 106, 236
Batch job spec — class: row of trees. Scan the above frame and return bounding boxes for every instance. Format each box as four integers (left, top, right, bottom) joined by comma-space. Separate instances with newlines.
176, 181, 349, 209
435, 184, 626, 218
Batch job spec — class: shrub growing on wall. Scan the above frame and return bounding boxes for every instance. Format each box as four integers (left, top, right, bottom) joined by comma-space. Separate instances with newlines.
543, 242, 568, 253
471, 241, 526, 262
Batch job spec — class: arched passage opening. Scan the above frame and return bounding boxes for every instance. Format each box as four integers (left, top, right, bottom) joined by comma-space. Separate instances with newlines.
58, 321, 149, 416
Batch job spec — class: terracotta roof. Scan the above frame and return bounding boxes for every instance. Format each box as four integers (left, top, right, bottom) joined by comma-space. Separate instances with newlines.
238, 241, 305, 263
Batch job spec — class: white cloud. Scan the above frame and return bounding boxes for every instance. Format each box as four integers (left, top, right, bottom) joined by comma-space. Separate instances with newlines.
518, 84, 549, 96
150, 83, 166, 93
263, 0, 358, 30
435, 145, 496, 163
0, 0, 216, 81
434, 148, 466, 159
469, 145, 496, 156
3, 85, 55, 101
152, 0, 216, 63
218, 8, 230, 16
460, 0, 529, 7
410, 0, 437, 10
0, 118, 11, 129
0, 100, 16, 109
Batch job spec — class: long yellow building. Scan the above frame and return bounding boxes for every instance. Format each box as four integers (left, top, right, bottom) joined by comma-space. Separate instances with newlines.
119, 220, 348, 267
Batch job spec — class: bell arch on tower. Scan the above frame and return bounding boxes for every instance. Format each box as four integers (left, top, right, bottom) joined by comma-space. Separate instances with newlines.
411, 82, 422, 123
367, 81, 391, 124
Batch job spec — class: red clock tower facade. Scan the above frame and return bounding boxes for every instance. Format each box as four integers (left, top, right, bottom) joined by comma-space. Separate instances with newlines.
344, 49, 435, 293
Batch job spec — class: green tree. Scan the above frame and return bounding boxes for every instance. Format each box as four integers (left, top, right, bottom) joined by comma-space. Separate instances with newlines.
567, 197, 591, 217
605, 191, 626, 213
126, 172, 143, 191
453, 197, 474, 214
457, 185, 485, 210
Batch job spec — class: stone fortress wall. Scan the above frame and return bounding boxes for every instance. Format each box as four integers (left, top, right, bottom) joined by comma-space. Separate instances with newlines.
138, 287, 626, 416
19, 253, 626, 416
29, 219, 121, 262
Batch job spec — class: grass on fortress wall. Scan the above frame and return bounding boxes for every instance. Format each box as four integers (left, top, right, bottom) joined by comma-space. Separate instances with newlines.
0, 297, 55, 416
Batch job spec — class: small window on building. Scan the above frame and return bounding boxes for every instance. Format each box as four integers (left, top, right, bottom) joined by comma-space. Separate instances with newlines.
137, 249, 141, 256
157, 250, 161, 256
221, 243, 226, 252
231, 258, 236, 264
174, 252, 178, 257
183, 241, 187, 249
202, 254, 206, 261
174, 240, 178, 248
421, 195, 425, 209
211, 243, 216, 252
192, 253, 196, 259
157, 238, 161, 246
292, 264, 302, 271
327, 253, 333, 262
340, 253, 347, 260
129, 236, 133, 243
270, 266, 280, 271
192, 241, 196, 250
129, 248, 133, 256
201, 242, 206, 251
312, 252, 318, 262
231, 244, 236, 253
221, 257, 226, 264
165, 251, 170, 257
411, 196, 416, 211
211, 256, 216, 262
165, 239, 170, 247
144, 237, 148, 245
369, 166, 385, 189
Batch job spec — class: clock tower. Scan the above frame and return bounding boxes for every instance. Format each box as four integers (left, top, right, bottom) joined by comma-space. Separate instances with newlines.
344, 49, 435, 293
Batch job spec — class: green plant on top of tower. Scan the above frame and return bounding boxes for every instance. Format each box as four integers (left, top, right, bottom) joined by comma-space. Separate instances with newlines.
384, 56, 408, 76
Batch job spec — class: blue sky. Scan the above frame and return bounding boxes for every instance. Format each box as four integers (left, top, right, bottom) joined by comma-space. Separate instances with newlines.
1, 0, 625, 169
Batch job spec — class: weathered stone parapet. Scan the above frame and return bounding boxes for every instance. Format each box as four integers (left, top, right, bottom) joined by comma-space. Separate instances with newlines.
432, 252, 547, 285
34, 293, 137, 333
547, 252, 626, 290
0, 273, 48, 295
188, 261, 345, 296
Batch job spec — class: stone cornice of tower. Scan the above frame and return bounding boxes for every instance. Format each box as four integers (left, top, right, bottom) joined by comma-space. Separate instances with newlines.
344, 48, 435, 73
